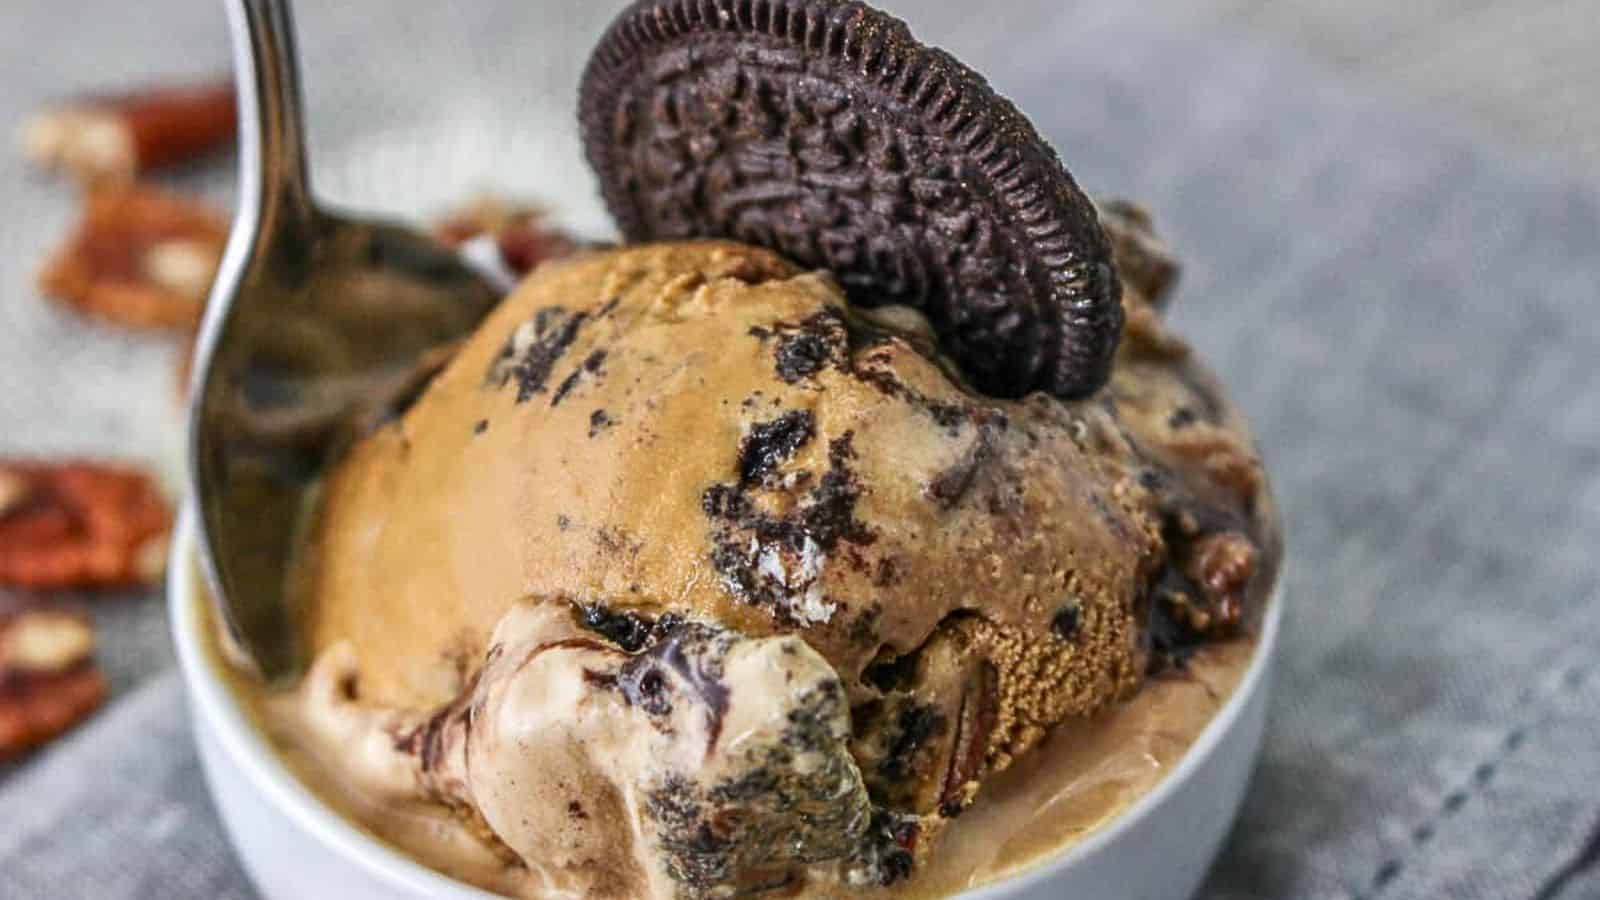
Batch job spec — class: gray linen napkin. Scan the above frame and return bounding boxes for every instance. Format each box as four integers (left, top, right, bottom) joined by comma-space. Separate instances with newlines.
2, 2, 1598, 899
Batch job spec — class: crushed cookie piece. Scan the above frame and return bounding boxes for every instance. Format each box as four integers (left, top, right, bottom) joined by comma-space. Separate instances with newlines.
703, 431, 872, 627
1165, 423, 1266, 509
1051, 603, 1081, 641
551, 349, 607, 407
766, 310, 849, 384
576, 602, 660, 653
484, 307, 590, 402
737, 409, 815, 487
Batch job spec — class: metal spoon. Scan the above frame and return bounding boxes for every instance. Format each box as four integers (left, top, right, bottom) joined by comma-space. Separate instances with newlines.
188, 0, 500, 681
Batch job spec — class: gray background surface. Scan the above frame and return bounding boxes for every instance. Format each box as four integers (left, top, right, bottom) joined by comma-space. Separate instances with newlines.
2, 2, 1598, 898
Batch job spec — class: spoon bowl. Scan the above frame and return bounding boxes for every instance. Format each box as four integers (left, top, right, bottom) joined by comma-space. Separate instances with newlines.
188, 0, 499, 681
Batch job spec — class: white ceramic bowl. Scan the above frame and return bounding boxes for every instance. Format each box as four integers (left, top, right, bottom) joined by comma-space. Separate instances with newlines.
170, 507, 1280, 900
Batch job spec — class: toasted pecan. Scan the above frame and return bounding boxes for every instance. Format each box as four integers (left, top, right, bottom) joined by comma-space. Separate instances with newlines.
0, 605, 106, 760
433, 194, 577, 277
0, 461, 171, 590
38, 185, 228, 331
21, 80, 236, 184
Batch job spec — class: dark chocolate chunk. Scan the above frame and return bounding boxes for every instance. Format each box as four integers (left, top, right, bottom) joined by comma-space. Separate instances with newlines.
580, 0, 1122, 399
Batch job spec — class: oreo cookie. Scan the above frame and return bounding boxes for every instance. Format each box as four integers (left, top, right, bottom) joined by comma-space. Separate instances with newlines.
579, 0, 1122, 399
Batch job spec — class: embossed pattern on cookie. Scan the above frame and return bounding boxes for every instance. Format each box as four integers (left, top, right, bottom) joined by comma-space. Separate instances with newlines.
580, 0, 1122, 399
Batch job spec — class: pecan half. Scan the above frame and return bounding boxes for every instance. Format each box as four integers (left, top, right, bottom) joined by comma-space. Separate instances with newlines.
21, 80, 236, 184
0, 605, 106, 760
0, 462, 171, 590
38, 184, 228, 331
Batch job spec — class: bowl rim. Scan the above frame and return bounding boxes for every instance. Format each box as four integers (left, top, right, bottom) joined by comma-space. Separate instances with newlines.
169, 505, 1282, 898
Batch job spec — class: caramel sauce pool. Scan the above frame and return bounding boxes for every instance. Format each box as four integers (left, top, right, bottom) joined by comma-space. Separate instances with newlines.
200, 588, 1255, 898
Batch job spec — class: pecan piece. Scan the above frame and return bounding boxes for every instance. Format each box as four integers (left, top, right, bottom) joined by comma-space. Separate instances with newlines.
433, 194, 577, 278
1182, 531, 1257, 633
20, 80, 236, 184
1098, 199, 1181, 310
938, 659, 999, 818
0, 462, 171, 589
0, 605, 106, 760
0, 468, 28, 517
38, 185, 228, 331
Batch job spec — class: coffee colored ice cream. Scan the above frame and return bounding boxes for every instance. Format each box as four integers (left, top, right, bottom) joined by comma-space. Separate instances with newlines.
252, 199, 1279, 897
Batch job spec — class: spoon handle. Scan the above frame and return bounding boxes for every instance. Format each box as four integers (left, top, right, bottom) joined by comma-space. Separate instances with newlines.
225, 0, 317, 238
188, 0, 321, 682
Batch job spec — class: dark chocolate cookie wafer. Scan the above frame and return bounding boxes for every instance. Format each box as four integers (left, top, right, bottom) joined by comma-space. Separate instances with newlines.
580, 0, 1122, 399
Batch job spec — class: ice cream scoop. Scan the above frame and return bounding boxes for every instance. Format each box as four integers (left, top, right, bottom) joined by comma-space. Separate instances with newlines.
289, 234, 1276, 895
